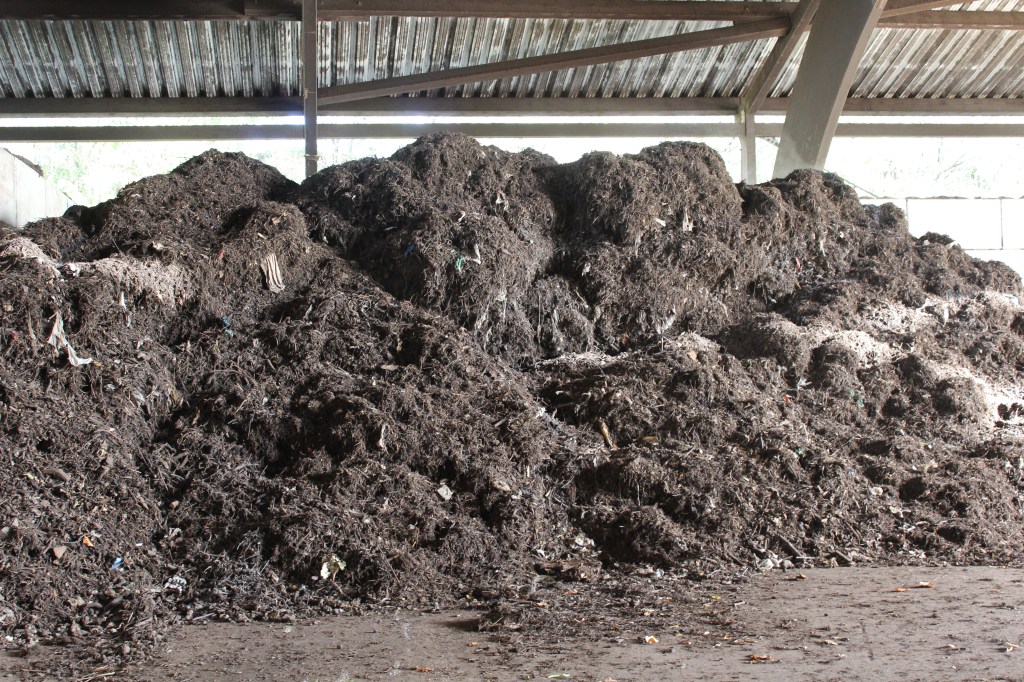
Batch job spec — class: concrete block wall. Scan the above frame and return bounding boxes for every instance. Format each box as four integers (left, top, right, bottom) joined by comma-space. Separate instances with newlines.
0, 147, 73, 228
862, 197, 1024, 276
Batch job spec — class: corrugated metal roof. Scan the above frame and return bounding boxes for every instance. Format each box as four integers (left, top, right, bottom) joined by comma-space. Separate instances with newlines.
0, 1, 1023, 104
769, 0, 1024, 100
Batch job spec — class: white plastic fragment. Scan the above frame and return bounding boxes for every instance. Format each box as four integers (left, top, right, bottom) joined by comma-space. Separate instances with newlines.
119, 291, 132, 327
47, 312, 93, 367
261, 252, 286, 293
163, 575, 188, 594
320, 554, 346, 580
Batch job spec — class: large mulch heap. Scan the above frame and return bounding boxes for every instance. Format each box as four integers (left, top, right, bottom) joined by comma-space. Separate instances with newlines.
2, 134, 1023, 667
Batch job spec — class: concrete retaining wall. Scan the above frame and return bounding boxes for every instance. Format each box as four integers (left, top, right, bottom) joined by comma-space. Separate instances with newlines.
0, 147, 73, 228
863, 197, 1024, 275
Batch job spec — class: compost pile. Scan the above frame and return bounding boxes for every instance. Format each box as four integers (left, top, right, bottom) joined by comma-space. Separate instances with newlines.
3, 134, 1024, 663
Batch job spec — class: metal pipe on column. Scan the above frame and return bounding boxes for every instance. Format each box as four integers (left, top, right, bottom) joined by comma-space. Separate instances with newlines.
302, 0, 318, 178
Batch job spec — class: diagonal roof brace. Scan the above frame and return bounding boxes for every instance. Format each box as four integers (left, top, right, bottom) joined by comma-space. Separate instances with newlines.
739, 0, 821, 119
317, 19, 789, 106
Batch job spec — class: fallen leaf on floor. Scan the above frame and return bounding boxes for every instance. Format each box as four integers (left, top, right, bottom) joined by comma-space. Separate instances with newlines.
1004, 642, 1020, 652
748, 654, 778, 664
414, 667, 434, 672
467, 641, 478, 647
789, 573, 809, 581
547, 675, 571, 680
893, 587, 909, 593
912, 581, 934, 589
641, 635, 659, 644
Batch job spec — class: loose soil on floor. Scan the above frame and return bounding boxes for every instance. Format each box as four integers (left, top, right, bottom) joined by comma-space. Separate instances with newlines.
4, 566, 1021, 682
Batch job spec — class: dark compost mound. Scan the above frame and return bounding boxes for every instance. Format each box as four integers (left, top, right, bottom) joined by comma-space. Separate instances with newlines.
3, 135, 1024, 668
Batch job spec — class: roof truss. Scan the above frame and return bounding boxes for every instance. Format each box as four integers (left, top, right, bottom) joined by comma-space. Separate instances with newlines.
0, 0, 1021, 183
3, 96, 1024, 118
4, 120, 1024, 143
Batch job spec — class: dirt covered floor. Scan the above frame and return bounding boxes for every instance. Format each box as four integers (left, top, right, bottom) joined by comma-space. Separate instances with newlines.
1, 134, 1023, 676
84, 567, 1024, 681
3, 566, 1021, 681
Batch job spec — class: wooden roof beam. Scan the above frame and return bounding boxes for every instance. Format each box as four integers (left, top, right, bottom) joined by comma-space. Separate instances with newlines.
311, 0, 787, 21
0, 1, 793, 22
739, 0, 820, 118
6, 120, 1024, 143
317, 19, 789, 106
0, 2, 265, 21
0, 122, 742, 142
0, 0, 970, 22
881, 0, 964, 18
0, 1, 1021, 31
880, 11, 1024, 30
3, 95, 1024, 118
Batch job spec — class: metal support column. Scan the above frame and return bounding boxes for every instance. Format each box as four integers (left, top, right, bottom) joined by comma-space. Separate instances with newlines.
772, 0, 885, 178
302, 0, 318, 177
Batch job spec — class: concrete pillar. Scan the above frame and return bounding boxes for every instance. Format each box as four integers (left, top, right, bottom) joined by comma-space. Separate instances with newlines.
739, 111, 757, 184
773, 0, 885, 178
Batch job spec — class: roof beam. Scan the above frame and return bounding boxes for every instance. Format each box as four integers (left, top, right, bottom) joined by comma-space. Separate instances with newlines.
815, 122, 1024, 137
0, 1, 1019, 30
0, 96, 305, 117
318, 19, 789, 106
758, 122, 1024, 137
0, 0, 961, 22
0, 1, 792, 22
774, 0, 885, 177
3, 95, 1024, 118
0, 2, 271, 21
739, 0, 820, 118
0, 122, 742, 142
879, 11, 1024, 30
5, 121, 1024, 143
323, 97, 743, 115
311, 0, 786, 21
881, 0, 964, 18
767, 97, 1024, 116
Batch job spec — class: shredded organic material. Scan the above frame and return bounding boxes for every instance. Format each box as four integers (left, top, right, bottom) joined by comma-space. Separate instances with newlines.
1, 134, 1022, 670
